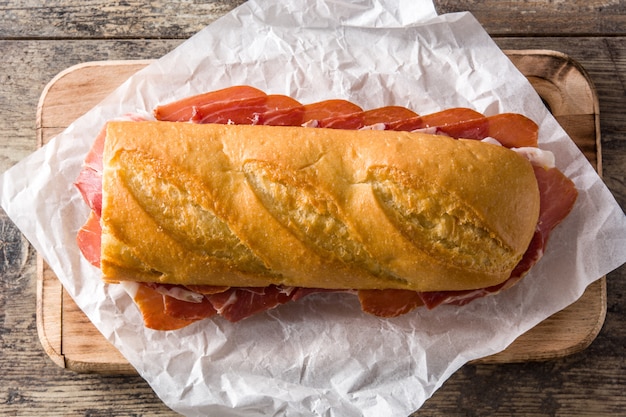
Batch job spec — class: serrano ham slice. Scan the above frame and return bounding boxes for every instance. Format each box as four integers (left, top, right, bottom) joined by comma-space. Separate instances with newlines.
164, 295, 218, 322
76, 210, 102, 268
313, 106, 421, 130
387, 107, 484, 132
486, 113, 539, 148
190, 95, 268, 124
153, 85, 267, 122
76, 86, 577, 329
301, 99, 363, 124
251, 95, 305, 126
133, 284, 199, 331
361, 106, 419, 126
358, 289, 424, 318
207, 286, 295, 323
190, 94, 306, 126
75, 125, 106, 217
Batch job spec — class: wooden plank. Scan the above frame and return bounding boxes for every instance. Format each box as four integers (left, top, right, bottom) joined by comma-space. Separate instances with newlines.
36, 61, 153, 147
0, 39, 182, 174
35, 259, 65, 369
434, 0, 626, 36
61, 290, 136, 374
35, 51, 605, 373
0, 0, 245, 39
1, 1, 624, 39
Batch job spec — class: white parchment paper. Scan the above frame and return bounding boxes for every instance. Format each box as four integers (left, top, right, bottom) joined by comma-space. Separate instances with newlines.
2, 0, 626, 415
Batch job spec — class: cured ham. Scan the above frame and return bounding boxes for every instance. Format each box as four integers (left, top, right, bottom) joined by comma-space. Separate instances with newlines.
301, 99, 363, 124
486, 113, 539, 148
358, 289, 424, 318
76, 210, 102, 268
207, 286, 295, 323
155, 87, 309, 127
313, 105, 421, 130
250, 95, 305, 126
132, 283, 199, 331
190, 94, 305, 126
387, 107, 483, 132
361, 106, 419, 126
76, 86, 578, 329
75, 125, 106, 216
190, 95, 268, 124
164, 295, 218, 322
153, 85, 267, 122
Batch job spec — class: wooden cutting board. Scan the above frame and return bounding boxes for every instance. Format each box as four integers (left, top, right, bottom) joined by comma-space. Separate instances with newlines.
35, 51, 605, 374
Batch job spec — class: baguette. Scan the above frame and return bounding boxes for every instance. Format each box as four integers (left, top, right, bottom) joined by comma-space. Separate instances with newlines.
100, 120, 540, 292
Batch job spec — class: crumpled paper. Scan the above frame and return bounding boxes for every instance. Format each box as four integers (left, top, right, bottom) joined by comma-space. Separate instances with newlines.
2, 0, 626, 416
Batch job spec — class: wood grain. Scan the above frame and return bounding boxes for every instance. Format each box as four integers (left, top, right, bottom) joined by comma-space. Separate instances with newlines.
34, 51, 605, 373
435, 0, 626, 36
0, 0, 247, 39
1, 1, 624, 39
1, 1, 625, 416
0, 39, 182, 173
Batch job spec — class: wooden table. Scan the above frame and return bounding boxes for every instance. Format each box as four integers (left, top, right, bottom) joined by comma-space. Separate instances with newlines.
1, 1, 624, 415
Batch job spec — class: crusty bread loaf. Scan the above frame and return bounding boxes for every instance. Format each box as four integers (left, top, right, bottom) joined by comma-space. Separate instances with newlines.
100, 121, 540, 291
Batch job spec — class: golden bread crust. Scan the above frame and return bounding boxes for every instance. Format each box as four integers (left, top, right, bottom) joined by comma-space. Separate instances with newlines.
100, 121, 540, 291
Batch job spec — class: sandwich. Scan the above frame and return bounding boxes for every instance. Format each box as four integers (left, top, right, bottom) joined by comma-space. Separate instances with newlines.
75, 86, 578, 330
